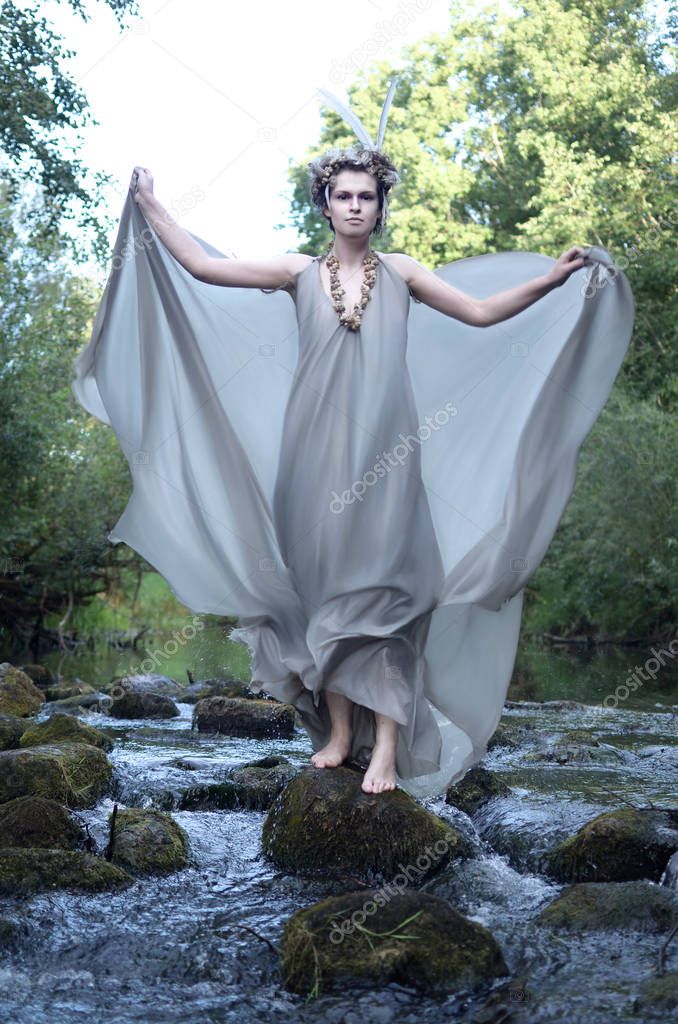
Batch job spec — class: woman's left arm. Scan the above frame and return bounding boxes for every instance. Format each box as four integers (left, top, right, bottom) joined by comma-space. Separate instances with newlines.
478, 246, 589, 326
391, 247, 590, 327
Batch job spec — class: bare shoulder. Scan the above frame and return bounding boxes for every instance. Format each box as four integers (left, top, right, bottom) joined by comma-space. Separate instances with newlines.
283, 253, 315, 276
377, 251, 421, 287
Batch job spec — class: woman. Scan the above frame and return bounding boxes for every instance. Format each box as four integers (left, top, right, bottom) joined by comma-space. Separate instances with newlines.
72, 145, 633, 800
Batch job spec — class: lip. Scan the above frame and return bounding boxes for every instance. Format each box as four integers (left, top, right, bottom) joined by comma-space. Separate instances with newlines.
346, 218, 363, 223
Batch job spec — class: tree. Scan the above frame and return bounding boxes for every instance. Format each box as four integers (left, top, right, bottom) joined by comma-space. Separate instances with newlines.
287, 0, 676, 408
0, 0, 140, 265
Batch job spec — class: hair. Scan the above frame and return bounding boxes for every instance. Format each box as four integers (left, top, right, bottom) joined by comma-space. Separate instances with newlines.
308, 144, 400, 236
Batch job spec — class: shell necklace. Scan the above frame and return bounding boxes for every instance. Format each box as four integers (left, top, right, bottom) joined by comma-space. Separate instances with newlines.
325, 239, 379, 331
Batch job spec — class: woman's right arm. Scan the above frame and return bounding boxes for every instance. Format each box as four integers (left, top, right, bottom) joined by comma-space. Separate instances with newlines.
130, 166, 310, 289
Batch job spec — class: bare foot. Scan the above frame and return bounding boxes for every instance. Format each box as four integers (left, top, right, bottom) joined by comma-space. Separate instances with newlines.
311, 733, 351, 768
361, 742, 397, 793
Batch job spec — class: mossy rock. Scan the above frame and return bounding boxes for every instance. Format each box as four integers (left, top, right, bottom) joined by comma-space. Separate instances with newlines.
107, 688, 180, 719
536, 880, 678, 932
523, 732, 625, 766
486, 716, 538, 752
178, 756, 298, 811
263, 765, 471, 882
19, 712, 114, 751
0, 742, 112, 808
108, 807, 190, 875
0, 664, 45, 717
445, 766, 512, 816
0, 795, 86, 849
48, 693, 105, 712
0, 847, 133, 895
44, 682, 96, 702
193, 695, 295, 739
544, 807, 678, 883
0, 916, 27, 950
104, 673, 185, 698
635, 972, 678, 1013
181, 678, 254, 703
0, 713, 24, 751
17, 664, 54, 690
280, 889, 508, 997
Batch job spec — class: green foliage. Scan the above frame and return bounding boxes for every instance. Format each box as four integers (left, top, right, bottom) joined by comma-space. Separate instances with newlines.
523, 385, 677, 641
0, 0, 140, 265
0, 181, 136, 652
288, 0, 676, 408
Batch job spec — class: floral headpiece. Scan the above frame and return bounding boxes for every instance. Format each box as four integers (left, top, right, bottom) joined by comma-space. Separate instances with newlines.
309, 76, 401, 234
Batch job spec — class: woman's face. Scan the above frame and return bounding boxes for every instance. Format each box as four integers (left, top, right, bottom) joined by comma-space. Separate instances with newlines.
323, 169, 381, 236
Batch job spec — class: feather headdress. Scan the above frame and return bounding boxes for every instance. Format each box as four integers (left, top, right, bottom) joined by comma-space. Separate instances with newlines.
310, 76, 402, 234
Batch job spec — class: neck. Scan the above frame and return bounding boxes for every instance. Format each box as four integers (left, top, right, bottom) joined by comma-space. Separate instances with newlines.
329, 233, 374, 267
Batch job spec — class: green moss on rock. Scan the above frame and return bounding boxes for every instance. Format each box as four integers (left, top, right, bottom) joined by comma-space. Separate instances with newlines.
544, 807, 678, 883
0, 714, 24, 751
179, 756, 298, 811
263, 765, 471, 882
445, 766, 512, 816
0, 742, 112, 807
537, 880, 678, 932
0, 795, 86, 849
17, 664, 54, 689
636, 972, 678, 1013
19, 712, 114, 751
280, 889, 508, 997
0, 665, 45, 717
45, 682, 96, 702
109, 807, 190, 874
0, 847, 133, 895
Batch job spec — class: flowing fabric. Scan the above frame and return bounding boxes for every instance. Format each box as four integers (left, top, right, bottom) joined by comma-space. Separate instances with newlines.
72, 192, 634, 799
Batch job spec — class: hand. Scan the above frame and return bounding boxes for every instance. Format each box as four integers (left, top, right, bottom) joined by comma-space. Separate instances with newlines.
129, 165, 154, 204
546, 245, 591, 288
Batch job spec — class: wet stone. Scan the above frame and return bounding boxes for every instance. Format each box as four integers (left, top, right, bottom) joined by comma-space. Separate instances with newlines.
193, 695, 295, 739
0, 795, 86, 850
544, 806, 678, 883
19, 712, 114, 751
108, 807, 190, 875
0, 664, 45, 717
263, 765, 472, 882
536, 879, 678, 932
445, 766, 513, 816
279, 889, 508, 997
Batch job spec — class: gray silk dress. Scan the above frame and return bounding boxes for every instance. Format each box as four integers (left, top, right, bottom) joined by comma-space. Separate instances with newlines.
72, 192, 634, 799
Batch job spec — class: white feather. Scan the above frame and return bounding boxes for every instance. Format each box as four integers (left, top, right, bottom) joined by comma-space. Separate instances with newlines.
376, 75, 400, 150
315, 87, 374, 149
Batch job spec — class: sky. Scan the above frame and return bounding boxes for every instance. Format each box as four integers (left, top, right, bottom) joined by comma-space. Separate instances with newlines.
37, 0, 455, 276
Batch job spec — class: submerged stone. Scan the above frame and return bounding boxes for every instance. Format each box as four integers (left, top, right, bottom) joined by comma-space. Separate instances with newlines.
545, 806, 678, 883
108, 807, 190, 874
0, 848, 133, 895
0, 664, 45, 717
263, 765, 471, 882
178, 756, 298, 811
0, 742, 112, 807
280, 890, 508, 997
537, 880, 678, 932
19, 712, 114, 751
0, 795, 86, 850
193, 695, 295, 738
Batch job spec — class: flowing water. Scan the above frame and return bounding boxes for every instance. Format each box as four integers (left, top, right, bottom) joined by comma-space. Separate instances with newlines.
1, 628, 676, 1023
